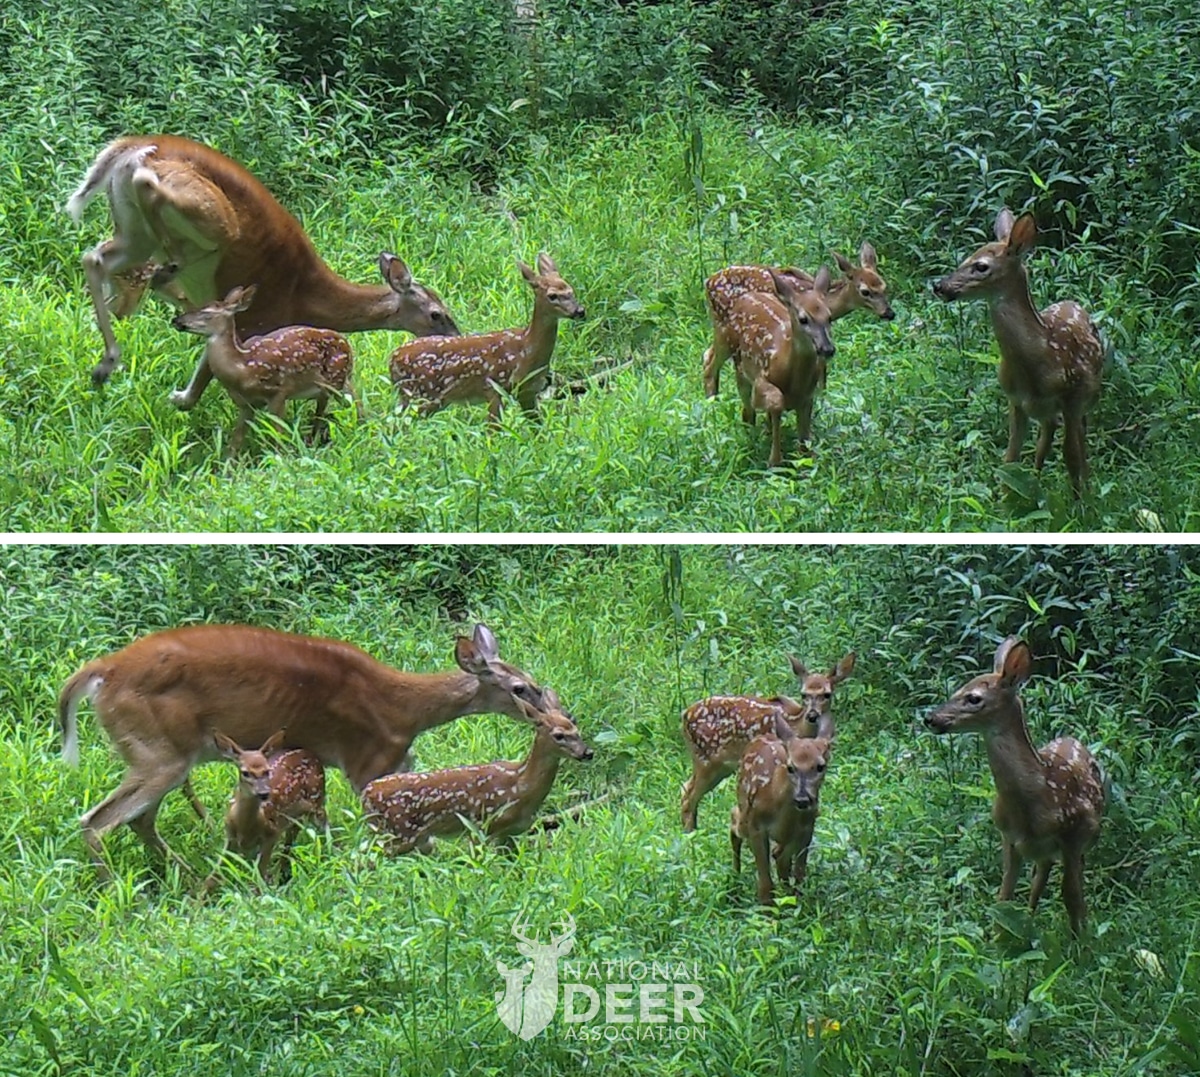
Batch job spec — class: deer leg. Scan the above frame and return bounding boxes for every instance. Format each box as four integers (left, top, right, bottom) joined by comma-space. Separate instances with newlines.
1033, 417, 1058, 471
179, 778, 208, 820
1062, 407, 1089, 498
703, 335, 730, 398
1061, 849, 1087, 935
82, 237, 148, 384
736, 369, 755, 426
257, 826, 286, 883
1004, 403, 1029, 464
169, 350, 216, 411
730, 821, 743, 874
308, 393, 330, 446
752, 380, 787, 467
750, 830, 775, 905
227, 406, 253, 458
999, 838, 1021, 902
80, 762, 193, 878
1028, 859, 1052, 913
681, 762, 731, 832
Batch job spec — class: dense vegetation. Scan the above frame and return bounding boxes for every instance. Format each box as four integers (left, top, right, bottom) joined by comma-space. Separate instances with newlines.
1, 1, 1198, 530
0, 544, 1197, 1074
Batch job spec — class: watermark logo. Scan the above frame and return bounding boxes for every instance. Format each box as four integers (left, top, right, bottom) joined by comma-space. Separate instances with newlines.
495, 912, 705, 1042
495, 913, 577, 1040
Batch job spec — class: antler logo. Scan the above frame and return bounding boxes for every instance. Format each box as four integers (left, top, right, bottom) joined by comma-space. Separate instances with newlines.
495, 913, 577, 1039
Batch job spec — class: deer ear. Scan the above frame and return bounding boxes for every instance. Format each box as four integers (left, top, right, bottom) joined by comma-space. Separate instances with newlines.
994, 208, 1016, 242
832, 651, 856, 683
260, 729, 287, 755
999, 639, 1033, 687
380, 253, 412, 291
816, 737, 832, 762
832, 250, 854, 275
772, 712, 795, 742
812, 265, 832, 295
214, 732, 240, 758
233, 284, 257, 312
773, 694, 803, 717
455, 635, 487, 674
859, 241, 878, 269
789, 654, 809, 679
1008, 213, 1038, 256
518, 260, 539, 286
536, 252, 557, 275
767, 267, 797, 302
473, 623, 499, 661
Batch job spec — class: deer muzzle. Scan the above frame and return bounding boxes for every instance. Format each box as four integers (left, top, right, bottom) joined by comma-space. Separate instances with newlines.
931, 277, 959, 301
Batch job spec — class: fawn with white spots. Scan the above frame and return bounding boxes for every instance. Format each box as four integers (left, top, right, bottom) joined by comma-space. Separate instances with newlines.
58, 622, 549, 880
703, 242, 894, 397
731, 712, 832, 905
933, 209, 1105, 497
362, 690, 593, 854
206, 730, 326, 888
680, 652, 854, 831
173, 284, 363, 456
389, 253, 585, 420
720, 267, 836, 467
67, 134, 458, 398
925, 637, 1106, 935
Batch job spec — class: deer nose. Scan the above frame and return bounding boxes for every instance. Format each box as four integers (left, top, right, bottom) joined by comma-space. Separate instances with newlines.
793, 794, 814, 810
571, 306, 587, 321
257, 790, 270, 801
580, 747, 595, 761
932, 278, 952, 300
882, 308, 896, 321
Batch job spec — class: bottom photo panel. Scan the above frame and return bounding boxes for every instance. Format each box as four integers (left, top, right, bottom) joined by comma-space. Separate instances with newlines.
1, 543, 1196, 1075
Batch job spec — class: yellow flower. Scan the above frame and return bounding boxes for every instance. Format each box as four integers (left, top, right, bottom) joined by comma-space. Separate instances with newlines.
806, 1018, 841, 1037
353, 1005, 365, 1016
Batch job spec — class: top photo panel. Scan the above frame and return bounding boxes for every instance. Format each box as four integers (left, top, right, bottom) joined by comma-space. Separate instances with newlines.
3, 1, 1195, 534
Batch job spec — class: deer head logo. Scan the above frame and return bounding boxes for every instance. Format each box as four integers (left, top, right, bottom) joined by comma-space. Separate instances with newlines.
495, 912, 577, 1039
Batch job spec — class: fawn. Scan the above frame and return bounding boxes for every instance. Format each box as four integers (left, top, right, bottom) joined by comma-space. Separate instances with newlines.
388, 253, 585, 420
724, 267, 836, 467
361, 690, 593, 854
703, 242, 894, 397
933, 209, 1105, 497
172, 284, 363, 455
207, 730, 327, 887
681, 651, 854, 831
925, 637, 1106, 934
731, 713, 832, 905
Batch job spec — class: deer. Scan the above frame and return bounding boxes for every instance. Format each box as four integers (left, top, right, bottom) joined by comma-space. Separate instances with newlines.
731, 713, 832, 905
66, 134, 459, 400
172, 284, 363, 456
362, 690, 593, 854
57, 622, 550, 879
680, 651, 854, 831
722, 267, 836, 467
388, 253, 585, 420
703, 242, 894, 397
205, 730, 326, 889
925, 637, 1106, 935
932, 209, 1105, 498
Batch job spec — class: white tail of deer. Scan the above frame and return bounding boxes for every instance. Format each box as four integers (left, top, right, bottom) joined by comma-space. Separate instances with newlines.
172, 284, 363, 455
703, 242, 894, 397
58, 622, 548, 879
388, 253, 585, 420
723, 267, 836, 467
730, 713, 832, 904
67, 134, 459, 398
925, 637, 1106, 934
680, 651, 853, 831
362, 690, 593, 854
932, 209, 1105, 497
205, 730, 326, 888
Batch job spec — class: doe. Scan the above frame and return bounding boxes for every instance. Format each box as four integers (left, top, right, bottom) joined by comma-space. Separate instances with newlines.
925, 637, 1106, 935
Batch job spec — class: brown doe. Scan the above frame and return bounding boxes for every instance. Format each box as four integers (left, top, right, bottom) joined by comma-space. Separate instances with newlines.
67, 134, 459, 398
725, 267, 836, 467
205, 730, 327, 888
172, 284, 363, 456
362, 690, 593, 854
731, 713, 832, 905
58, 622, 549, 878
389, 253, 585, 420
703, 242, 894, 397
925, 637, 1106, 935
680, 651, 854, 831
932, 209, 1105, 497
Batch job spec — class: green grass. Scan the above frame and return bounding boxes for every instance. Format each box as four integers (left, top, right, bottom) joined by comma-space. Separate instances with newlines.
1, 545, 1196, 1074
2, 112, 1196, 532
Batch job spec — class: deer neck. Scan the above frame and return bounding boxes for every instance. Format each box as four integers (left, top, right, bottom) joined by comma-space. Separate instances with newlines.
384, 669, 492, 737
228, 788, 265, 838
204, 325, 253, 380
986, 269, 1048, 366
518, 298, 561, 377
300, 266, 397, 332
824, 279, 854, 319
982, 701, 1048, 804
512, 731, 563, 808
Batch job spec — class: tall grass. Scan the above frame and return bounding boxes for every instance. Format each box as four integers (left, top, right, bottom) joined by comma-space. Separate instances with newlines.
0, 545, 1197, 1073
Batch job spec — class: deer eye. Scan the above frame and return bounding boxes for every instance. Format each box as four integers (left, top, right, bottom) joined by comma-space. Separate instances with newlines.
786, 763, 796, 773
817, 762, 826, 773
858, 285, 870, 297
966, 692, 983, 707
797, 313, 809, 324
513, 683, 530, 697
972, 261, 989, 273
552, 730, 567, 741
